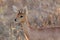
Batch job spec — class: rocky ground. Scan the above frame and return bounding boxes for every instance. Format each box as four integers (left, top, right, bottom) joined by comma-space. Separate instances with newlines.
0, 0, 60, 40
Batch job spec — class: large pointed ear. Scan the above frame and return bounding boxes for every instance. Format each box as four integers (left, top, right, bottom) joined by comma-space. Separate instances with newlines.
23, 6, 28, 15
12, 5, 18, 13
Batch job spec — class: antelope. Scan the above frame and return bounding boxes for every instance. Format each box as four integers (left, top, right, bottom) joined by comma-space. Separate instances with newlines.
14, 6, 60, 40
14, 6, 30, 40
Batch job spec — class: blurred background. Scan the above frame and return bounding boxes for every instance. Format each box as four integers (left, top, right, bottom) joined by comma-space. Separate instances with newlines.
0, 0, 60, 40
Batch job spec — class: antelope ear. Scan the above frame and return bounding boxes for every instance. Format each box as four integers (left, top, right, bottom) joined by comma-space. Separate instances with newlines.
12, 5, 18, 13
23, 9, 26, 14
23, 6, 28, 15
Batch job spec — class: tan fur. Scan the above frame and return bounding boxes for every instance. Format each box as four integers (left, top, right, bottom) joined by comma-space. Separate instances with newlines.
15, 7, 30, 40
15, 6, 60, 40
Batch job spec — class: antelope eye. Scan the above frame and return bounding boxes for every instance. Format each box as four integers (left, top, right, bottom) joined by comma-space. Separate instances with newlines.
20, 15, 23, 18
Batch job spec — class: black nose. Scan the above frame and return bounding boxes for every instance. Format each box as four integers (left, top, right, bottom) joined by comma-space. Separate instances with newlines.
14, 19, 16, 21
